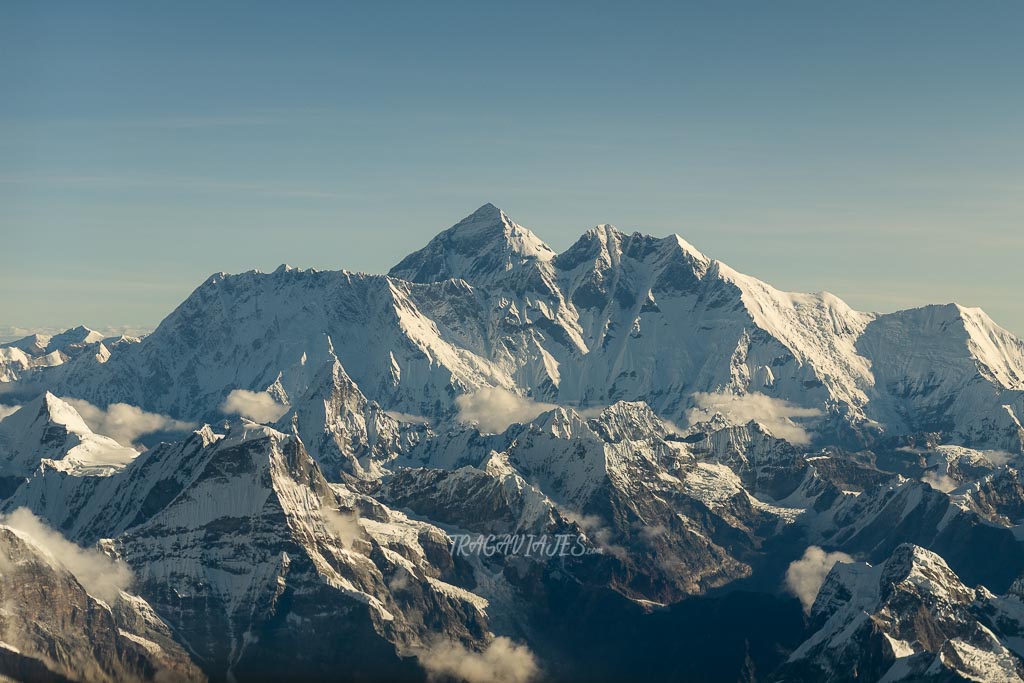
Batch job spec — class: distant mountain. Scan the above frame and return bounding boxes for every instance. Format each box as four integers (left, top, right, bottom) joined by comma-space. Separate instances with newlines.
31, 203, 1022, 455
1, 204, 1023, 682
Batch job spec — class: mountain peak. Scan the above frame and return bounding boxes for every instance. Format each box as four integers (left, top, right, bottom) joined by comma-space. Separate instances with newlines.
389, 204, 555, 284
469, 201, 502, 218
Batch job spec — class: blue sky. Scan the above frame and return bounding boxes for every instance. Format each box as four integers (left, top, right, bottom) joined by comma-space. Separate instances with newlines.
1, 1, 1022, 335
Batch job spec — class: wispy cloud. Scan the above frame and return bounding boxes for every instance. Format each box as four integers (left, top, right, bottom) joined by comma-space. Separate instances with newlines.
127, 115, 273, 129
221, 389, 288, 423
455, 387, 557, 434
686, 391, 822, 445
920, 470, 958, 493
63, 398, 194, 447
1, 507, 134, 604
385, 410, 430, 425
417, 637, 539, 683
785, 546, 855, 613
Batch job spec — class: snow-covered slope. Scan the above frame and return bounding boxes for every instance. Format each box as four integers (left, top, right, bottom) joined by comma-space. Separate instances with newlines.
272, 344, 413, 482
0, 392, 138, 479
782, 544, 1024, 682
395, 401, 800, 603
0, 326, 131, 383
858, 304, 1024, 451
36, 204, 1022, 455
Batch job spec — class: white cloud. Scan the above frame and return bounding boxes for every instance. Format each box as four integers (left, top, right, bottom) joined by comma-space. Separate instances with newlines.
920, 470, 958, 493
220, 389, 288, 423
785, 545, 854, 613
686, 392, 823, 445
561, 509, 627, 560
1, 507, 133, 604
322, 507, 366, 552
982, 450, 1014, 467
0, 404, 19, 422
455, 387, 558, 434
63, 398, 193, 447
418, 637, 539, 683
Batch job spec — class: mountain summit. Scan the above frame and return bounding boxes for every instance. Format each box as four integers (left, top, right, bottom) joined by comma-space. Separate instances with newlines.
32, 204, 1024, 455
389, 203, 556, 284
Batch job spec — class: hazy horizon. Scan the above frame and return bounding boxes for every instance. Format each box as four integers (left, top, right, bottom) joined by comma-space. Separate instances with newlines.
2, 2, 1021, 335
1, 200, 1022, 343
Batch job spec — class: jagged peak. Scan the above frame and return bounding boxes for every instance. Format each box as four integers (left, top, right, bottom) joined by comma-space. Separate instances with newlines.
3, 326, 104, 355
388, 204, 555, 284
31, 392, 92, 434
192, 424, 224, 447
670, 234, 709, 263
589, 401, 669, 442
879, 543, 974, 603
555, 225, 712, 285
528, 405, 592, 437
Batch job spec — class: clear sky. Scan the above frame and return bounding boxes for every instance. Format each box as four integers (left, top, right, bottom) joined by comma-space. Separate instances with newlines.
1, 1, 1021, 337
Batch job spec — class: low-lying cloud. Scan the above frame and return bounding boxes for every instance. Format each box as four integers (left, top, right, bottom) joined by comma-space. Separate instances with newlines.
785, 545, 854, 613
455, 387, 558, 434
687, 392, 822, 445
63, 397, 194, 447
0, 404, 19, 422
418, 636, 539, 683
920, 470, 959, 493
1, 507, 133, 604
323, 507, 365, 552
981, 450, 1014, 467
561, 509, 627, 560
221, 389, 288, 423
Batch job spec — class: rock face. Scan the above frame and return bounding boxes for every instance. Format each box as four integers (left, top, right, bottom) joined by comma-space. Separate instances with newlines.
781, 544, 1024, 682
7, 420, 493, 682
0, 525, 205, 683
1, 204, 1024, 682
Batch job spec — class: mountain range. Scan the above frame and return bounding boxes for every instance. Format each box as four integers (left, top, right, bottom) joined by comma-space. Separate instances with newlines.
1, 204, 1023, 682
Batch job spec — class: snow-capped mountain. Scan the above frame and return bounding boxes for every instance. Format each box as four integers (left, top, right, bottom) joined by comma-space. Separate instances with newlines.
0, 326, 138, 383
2, 204, 1023, 682
35, 203, 1024, 456
0, 393, 138, 482
781, 544, 1024, 682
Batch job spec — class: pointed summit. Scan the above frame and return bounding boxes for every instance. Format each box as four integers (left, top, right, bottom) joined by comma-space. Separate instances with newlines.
0, 393, 137, 477
389, 203, 555, 284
